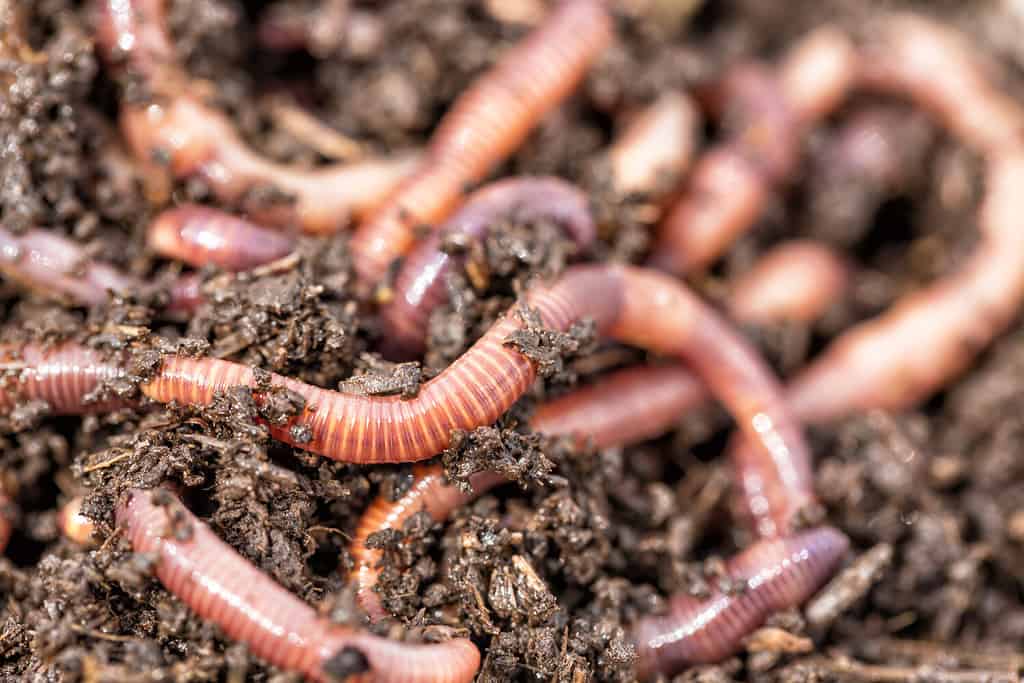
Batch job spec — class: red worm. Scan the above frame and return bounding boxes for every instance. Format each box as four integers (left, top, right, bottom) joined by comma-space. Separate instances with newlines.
379, 177, 597, 359
348, 0, 613, 289
1, 265, 813, 520
728, 240, 849, 324
117, 487, 480, 683
94, 0, 418, 234
649, 29, 858, 275
146, 205, 295, 270
631, 526, 849, 678
607, 91, 701, 199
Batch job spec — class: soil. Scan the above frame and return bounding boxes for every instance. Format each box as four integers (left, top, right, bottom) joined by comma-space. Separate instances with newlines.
2, 1, 1024, 682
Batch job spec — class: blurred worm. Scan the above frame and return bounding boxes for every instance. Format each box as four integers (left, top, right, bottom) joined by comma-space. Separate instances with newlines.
348, 0, 613, 289
0, 207, 292, 309
650, 31, 858, 274
146, 204, 295, 270
728, 240, 849, 324
606, 90, 701, 200
94, 0, 418, 233
0, 265, 813, 524
379, 177, 597, 359
118, 487, 480, 683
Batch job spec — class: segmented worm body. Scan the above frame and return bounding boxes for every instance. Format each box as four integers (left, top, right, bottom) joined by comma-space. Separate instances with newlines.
95, 0, 417, 233
118, 488, 480, 683
728, 241, 849, 324
0, 344, 127, 415
146, 205, 295, 270
649, 29, 858, 275
380, 177, 596, 359
607, 91, 700, 199
348, 0, 613, 288
631, 527, 849, 677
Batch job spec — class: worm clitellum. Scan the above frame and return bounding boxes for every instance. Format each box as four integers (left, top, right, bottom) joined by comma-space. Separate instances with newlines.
348, 0, 613, 289
117, 488, 481, 683
379, 176, 597, 359
146, 205, 295, 271
94, 0, 418, 233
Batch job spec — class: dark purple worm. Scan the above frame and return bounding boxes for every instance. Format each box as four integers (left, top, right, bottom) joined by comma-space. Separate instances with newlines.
379, 176, 596, 359
118, 487, 480, 683
631, 527, 849, 678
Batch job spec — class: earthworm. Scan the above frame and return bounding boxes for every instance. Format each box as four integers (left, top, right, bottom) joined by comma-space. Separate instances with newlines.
146, 205, 295, 270
0, 494, 11, 554
57, 496, 96, 546
0, 344, 128, 415
2, 265, 812, 514
787, 152, 1024, 422
857, 13, 1024, 157
0, 226, 138, 306
631, 526, 850, 678
0, 207, 287, 310
117, 487, 480, 683
351, 364, 704, 619
728, 240, 850, 324
607, 90, 701, 199
379, 176, 597, 359
258, 0, 349, 55
94, 0, 418, 233
348, 0, 613, 289
649, 29, 858, 275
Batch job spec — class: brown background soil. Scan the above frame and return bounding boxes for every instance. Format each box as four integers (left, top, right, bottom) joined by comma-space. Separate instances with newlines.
3, 1, 1024, 681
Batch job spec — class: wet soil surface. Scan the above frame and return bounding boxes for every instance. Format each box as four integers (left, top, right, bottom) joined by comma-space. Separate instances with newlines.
3, 0, 1024, 681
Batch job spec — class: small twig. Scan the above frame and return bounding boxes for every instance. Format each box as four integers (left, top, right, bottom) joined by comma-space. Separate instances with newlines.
806, 655, 1019, 683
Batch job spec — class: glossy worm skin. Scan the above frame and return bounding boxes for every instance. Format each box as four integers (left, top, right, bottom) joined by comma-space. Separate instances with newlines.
607, 91, 701, 199
728, 240, 849, 324
118, 488, 480, 683
379, 176, 597, 359
146, 205, 295, 270
94, 0, 418, 234
348, 0, 613, 288
649, 29, 858, 275
631, 527, 850, 678
0, 227, 137, 306
0, 344, 128, 415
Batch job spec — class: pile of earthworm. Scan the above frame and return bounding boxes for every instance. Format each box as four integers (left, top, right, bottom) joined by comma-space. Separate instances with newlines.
2, 1, 1024, 682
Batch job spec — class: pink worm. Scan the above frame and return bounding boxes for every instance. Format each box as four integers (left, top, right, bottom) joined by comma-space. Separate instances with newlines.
607, 90, 701, 199
0, 265, 813, 527
348, 0, 613, 289
0, 207, 291, 310
146, 204, 295, 270
379, 176, 597, 359
649, 32, 858, 274
728, 240, 850, 324
117, 487, 480, 683
94, 0, 418, 234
